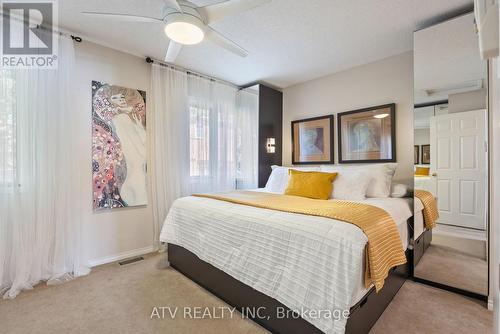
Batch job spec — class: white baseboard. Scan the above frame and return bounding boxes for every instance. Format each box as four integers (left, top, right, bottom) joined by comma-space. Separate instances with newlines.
434, 224, 487, 241
88, 245, 156, 267
487, 298, 494, 311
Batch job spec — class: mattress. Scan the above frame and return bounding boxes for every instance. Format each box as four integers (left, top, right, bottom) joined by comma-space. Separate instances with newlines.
414, 197, 425, 239
414, 176, 435, 195
349, 197, 411, 304
160, 191, 412, 334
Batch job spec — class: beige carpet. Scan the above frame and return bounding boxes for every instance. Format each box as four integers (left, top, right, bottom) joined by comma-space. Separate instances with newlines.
414, 244, 488, 295
370, 278, 492, 334
0, 253, 492, 334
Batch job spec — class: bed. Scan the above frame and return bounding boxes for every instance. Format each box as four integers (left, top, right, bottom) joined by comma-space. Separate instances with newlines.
413, 198, 425, 239
413, 195, 433, 266
413, 171, 436, 264
413, 176, 435, 195
160, 189, 413, 334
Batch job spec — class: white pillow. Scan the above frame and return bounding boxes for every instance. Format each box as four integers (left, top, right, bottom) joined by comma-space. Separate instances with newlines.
364, 163, 397, 198
265, 165, 320, 193
390, 183, 410, 198
320, 163, 397, 198
320, 166, 372, 200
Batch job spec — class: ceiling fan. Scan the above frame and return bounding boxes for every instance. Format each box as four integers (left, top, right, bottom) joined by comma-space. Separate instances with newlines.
82, 0, 271, 62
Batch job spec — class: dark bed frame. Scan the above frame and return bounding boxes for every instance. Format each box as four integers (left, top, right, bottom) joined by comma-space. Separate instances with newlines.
413, 229, 432, 268
168, 240, 411, 334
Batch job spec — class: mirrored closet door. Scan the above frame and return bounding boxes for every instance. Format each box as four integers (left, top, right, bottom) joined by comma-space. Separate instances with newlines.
413, 12, 488, 297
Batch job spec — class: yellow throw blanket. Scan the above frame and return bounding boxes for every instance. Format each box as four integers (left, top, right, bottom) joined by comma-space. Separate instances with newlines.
414, 190, 439, 229
193, 191, 407, 292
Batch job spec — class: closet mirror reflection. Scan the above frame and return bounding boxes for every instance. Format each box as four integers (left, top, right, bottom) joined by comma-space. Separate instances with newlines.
413, 12, 488, 297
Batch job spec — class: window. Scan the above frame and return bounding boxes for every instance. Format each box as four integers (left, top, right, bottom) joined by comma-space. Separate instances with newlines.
187, 86, 257, 189
189, 106, 210, 177
189, 105, 237, 180
0, 72, 16, 189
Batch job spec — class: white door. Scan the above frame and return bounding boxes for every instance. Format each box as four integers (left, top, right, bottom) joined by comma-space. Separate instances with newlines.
430, 109, 487, 230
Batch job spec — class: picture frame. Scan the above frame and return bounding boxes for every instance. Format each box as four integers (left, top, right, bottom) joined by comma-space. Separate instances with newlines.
291, 115, 334, 165
414, 145, 420, 164
338, 104, 396, 163
421, 144, 430, 164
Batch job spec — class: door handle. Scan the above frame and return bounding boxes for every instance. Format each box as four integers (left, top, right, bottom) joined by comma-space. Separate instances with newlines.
432, 173, 438, 177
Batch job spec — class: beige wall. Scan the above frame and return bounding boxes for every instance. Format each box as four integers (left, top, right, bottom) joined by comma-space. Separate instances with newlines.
283, 52, 414, 181
414, 128, 430, 146
74, 41, 154, 266
449, 89, 487, 113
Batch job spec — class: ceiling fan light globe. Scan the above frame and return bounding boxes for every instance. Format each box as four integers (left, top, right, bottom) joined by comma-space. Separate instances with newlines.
164, 21, 204, 45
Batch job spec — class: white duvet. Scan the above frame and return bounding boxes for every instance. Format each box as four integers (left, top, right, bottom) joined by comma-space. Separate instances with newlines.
160, 192, 411, 334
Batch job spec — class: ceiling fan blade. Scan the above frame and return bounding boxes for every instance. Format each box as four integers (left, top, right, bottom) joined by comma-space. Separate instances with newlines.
163, 0, 183, 13
82, 12, 163, 23
198, 0, 271, 24
165, 41, 182, 62
205, 28, 248, 57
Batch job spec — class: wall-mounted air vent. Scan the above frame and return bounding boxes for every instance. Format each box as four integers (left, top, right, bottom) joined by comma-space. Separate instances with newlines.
119, 257, 144, 266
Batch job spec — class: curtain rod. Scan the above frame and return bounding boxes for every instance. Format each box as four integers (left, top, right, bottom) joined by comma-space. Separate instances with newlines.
0, 11, 82, 42
145, 56, 242, 90
37, 26, 82, 43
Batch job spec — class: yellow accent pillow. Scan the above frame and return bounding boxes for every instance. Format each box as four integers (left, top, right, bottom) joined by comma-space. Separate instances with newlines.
415, 167, 430, 176
284, 169, 338, 200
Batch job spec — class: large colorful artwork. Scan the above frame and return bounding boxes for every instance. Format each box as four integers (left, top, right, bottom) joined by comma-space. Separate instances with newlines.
92, 81, 147, 210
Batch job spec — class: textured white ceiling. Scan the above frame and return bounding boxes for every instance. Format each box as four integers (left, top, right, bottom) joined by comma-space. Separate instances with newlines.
59, 0, 473, 88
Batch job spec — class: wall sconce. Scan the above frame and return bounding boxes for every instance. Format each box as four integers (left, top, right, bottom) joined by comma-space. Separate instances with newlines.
266, 138, 276, 154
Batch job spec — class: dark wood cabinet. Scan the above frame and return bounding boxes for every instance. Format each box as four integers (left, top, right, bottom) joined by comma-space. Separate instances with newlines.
247, 84, 283, 188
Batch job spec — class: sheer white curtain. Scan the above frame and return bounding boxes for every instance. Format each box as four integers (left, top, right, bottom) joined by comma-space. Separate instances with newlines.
236, 88, 259, 189
150, 64, 258, 247
0, 35, 90, 299
187, 73, 239, 193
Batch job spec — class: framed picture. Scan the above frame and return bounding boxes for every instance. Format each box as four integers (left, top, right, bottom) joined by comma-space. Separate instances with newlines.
92, 81, 147, 211
291, 115, 334, 164
414, 145, 420, 164
338, 104, 396, 163
421, 144, 430, 164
